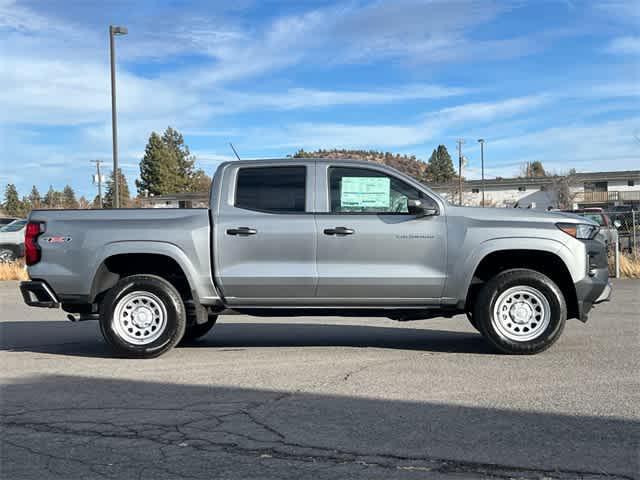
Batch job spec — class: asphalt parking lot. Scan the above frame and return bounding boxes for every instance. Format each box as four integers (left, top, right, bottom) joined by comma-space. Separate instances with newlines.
1, 280, 638, 480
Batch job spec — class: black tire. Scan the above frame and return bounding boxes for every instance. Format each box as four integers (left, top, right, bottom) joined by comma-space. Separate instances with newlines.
473, 269, 566, 355
182, 315, 218, 342
465, 312, 480, 332
99, 274, 186, 358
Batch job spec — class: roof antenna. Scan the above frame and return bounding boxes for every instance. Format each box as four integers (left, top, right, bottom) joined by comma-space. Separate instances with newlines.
229, 142, 241, 161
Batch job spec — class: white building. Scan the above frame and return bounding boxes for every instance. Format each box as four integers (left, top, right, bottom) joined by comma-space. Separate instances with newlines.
432, 170, 640, 209
140, 192, 209, 209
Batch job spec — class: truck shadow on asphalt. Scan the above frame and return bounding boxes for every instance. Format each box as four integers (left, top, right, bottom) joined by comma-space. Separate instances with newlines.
1, 374, 636, 479
0, 320, 493, 357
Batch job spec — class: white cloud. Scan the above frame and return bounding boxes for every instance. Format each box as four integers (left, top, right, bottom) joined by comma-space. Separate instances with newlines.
593, 0, 640, 23
249, 94, 550, 151
605, 36, 640, 55
208, 84, 471, 115
432, 95, 552, 124
482, 118, 640, 174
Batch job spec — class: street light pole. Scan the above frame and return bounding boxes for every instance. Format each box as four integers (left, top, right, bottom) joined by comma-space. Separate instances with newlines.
91, 160, 104, 208
478, 139, 485, 207
109, 25, 127, 208
456, 138, 464, 205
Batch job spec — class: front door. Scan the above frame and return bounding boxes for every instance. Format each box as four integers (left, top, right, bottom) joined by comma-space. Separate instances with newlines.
314, 165, 447, 305
215, 164, 317, 305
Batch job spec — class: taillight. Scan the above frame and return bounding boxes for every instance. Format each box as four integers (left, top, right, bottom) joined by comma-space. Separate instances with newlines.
25, 222, 44, 266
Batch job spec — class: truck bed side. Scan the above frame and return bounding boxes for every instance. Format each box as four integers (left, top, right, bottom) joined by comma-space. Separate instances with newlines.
27, 208, 219, 305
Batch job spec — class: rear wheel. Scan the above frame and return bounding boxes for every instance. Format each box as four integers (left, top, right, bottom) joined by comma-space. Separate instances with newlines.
99, 275, 186, 358
474, 269, 566, 354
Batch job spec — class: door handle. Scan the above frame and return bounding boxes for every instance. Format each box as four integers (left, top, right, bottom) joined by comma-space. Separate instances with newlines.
323, 227, 354, 236
227, 227, 257, 236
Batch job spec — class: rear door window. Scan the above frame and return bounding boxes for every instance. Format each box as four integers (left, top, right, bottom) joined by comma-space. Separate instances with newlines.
235, 166, 306, 213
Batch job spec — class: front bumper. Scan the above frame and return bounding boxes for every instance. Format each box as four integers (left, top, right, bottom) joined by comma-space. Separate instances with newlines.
573, 237, 611, 322
20, 280, 60, 308
574, 267, 611, 322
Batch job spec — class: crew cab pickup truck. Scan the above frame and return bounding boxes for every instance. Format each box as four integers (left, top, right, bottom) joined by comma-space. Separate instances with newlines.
20, 159, 611, 358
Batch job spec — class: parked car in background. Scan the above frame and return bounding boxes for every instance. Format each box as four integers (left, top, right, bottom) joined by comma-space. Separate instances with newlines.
0, 219, 27, 262
608, 206, 634, 233
0, 217, 18, 228
563, 208, 619, 248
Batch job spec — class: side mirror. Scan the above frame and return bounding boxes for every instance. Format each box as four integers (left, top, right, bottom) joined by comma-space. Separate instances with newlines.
408, 199, 437, 217
613, 220, 622, 229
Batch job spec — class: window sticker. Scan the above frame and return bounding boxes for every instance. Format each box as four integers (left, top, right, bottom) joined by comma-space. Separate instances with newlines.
340, 177, 390, 208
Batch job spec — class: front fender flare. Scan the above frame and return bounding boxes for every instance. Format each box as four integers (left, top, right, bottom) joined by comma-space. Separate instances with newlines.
445, 237, 581, 303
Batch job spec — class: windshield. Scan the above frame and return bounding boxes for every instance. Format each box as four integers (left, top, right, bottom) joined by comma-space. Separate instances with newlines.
0, 220, 27, 232
578, 213, 604, 226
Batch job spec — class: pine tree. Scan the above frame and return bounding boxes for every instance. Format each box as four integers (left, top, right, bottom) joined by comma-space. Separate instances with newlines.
77, 196, 90, 209
44, 186, 55, 208
528, 161, 546, 177
44, 186, 63, 209
189, 170, 212, 192
62, 185, 79, 209
137, 127, 206, 195
3, 184, 23, 216
21, 196, 32, 216
137, 131, 172, 195
427, 145, 456, 183
162, 127, 197, 190
104, 168, 131, 208
29, 186, 41, 209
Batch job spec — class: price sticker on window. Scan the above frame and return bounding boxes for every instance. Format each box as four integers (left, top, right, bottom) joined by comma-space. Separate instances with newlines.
341, 177, 390, 208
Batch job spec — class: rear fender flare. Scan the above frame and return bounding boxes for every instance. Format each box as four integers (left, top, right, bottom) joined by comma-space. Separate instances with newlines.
89, 241, 220, 305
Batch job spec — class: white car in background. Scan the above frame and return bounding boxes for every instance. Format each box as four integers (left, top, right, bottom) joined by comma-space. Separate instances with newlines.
0, 219, 27, 262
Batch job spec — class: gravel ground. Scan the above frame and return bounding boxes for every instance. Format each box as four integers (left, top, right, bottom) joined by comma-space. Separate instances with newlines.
1, 280, 638, 479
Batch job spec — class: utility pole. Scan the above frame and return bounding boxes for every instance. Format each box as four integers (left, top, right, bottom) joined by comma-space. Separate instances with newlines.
109, 25, 127, 208
457, 138, 464, 205
478, 139, 485, 207
91, 160, 104, 208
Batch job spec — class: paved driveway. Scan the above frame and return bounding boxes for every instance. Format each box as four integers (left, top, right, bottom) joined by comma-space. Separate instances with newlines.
1, 280, 638, 479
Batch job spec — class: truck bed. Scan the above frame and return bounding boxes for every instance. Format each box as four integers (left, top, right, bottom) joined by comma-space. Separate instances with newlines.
27, 208, 217, 304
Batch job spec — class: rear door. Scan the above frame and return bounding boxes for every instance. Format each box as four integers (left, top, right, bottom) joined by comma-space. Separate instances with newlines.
213, 163, 317, 306
314, 164, 447, 305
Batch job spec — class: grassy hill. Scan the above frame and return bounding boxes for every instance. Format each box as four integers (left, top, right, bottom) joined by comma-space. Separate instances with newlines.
292, 149, 429, 183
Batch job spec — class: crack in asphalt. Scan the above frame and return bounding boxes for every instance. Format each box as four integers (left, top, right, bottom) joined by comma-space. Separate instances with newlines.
2, 397, 632, 480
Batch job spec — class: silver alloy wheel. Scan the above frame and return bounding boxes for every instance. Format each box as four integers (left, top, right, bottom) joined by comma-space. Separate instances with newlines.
112, 291, 167, 345
492, 285, 551, 342
0, 250, 15, 263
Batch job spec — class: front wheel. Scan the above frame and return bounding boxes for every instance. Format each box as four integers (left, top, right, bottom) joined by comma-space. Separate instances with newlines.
182, 315, 218, 342
474, 269, 566, 355
99, 275, 186, 358
465, 312, 479, 332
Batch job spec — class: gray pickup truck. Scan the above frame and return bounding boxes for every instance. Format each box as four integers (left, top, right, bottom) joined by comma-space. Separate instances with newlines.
20, 158, 611, 358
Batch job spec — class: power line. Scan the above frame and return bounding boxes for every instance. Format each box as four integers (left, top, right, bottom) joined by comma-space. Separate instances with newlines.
90, 160, 104, 208
457, 138, 465, 206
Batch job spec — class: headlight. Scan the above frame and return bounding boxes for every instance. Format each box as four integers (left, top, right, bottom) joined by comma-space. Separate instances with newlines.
556, 223, 599, 240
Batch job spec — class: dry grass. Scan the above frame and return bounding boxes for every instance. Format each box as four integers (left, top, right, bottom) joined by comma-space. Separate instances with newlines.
0, 260, 29, 281
619, 253, 640, 279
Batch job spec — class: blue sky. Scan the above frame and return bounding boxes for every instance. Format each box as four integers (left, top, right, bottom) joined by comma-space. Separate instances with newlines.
0, 0, 638, 200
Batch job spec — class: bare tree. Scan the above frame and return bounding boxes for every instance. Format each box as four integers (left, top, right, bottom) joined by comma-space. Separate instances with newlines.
551, 170, 577, 209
